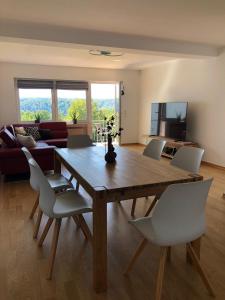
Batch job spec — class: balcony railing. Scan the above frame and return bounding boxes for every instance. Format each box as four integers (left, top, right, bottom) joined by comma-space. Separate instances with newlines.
92, 120, 106, 142
92, 119, 119, 143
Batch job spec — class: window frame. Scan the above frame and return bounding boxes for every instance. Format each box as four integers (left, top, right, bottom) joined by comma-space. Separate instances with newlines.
15, 78, 89, 124
56, 88, 89, 123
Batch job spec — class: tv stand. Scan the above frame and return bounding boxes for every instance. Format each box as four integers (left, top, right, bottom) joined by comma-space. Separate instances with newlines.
143, 136, 198, 159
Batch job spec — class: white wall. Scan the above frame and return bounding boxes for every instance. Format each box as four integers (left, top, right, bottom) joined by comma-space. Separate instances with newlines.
0, 62, 140, 144
139, 52, 225, 166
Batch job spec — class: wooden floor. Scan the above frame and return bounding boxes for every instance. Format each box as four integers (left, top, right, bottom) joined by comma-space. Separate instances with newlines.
0, 144, 225, 300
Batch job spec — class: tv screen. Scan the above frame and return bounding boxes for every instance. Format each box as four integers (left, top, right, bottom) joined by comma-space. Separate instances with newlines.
150, 102, 188, 141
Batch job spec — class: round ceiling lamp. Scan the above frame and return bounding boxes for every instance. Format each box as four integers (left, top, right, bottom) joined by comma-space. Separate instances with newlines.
89, 49, 123, 57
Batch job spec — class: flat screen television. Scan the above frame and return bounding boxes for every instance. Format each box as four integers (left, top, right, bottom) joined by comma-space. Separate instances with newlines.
150, 102, 188, 141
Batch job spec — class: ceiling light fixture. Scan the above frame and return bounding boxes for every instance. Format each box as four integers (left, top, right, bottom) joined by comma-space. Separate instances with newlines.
89, 49, 123, 57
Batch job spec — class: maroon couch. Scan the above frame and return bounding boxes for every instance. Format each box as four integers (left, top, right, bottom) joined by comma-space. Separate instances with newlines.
0, 122, 68, 175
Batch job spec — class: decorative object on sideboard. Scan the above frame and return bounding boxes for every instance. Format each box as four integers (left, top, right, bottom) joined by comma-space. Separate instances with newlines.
71, 111, 79, 124
97, 116, 123, 164
34, 113, 41, 124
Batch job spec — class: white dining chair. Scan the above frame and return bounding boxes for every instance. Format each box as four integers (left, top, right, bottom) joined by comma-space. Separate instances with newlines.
131, 139, 166, 216
124, 178, 215, 300
171, 146, 204, 174
22, 147, 71, 238
144, 146, 205, 217
67, 135, 95, 188
28, 158, 92, 279
143, 139, 167, 160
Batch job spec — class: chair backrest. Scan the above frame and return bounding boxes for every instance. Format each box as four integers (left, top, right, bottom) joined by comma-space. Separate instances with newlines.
28, 158, 56, 217
67, 134, 94, 148
143, 139, 166, 160
21, 146, 33, 160
171, 146, 204, 174
21, 147, 39, 191
151, 178, 212, 245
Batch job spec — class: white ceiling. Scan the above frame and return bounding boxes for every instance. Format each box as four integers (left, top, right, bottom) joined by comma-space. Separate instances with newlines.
1, 0, 225, 45
0, 0, 224, 69
0, 40, 176, 70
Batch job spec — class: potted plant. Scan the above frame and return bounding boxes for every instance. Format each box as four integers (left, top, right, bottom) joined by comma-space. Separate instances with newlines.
34, 112, 41, 124
71, 111, 79, 124
97, 115, 123, 163
176, 112, 182, 122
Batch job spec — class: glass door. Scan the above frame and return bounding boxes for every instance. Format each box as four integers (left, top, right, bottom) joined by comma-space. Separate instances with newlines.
91, 83, 120, 143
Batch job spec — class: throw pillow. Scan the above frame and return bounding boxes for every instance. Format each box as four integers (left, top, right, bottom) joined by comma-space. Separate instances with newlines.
24, 127, 41, 141
38, 128, 53, 140
17, 134, 36, 148
0, 128, 19, 148
15, 126, 26, 135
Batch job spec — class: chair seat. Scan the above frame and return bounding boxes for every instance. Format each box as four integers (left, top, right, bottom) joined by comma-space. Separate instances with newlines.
46, 174, 71, 191
130, 217, 203, 246
53, 190, 92, 218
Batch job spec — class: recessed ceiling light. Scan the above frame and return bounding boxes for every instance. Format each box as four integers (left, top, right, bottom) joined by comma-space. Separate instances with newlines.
89, 49, 123, 57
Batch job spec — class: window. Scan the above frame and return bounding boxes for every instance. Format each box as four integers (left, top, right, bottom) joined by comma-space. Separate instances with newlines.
17, 79, 88, 122
19, 88, 53, 121
57, 89, 87, 121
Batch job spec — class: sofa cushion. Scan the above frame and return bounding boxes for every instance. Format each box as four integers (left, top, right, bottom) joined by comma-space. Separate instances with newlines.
51, 130, 68, 139
44, 138, 67, 148
38, 128, 53, 140
0, 128, 19, 148
39, 122, 68, 139
6, 125, 16, 136
14, 126, 26, 135
24, 126, 41, 140
17, 134, 37, 148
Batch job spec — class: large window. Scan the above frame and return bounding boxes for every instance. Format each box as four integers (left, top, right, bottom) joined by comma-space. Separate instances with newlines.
17, 79, 88, 122
57, 89, 87, 121
19, 88, 53, 121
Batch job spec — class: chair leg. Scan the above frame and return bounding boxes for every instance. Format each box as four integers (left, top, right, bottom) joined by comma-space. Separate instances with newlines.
187, 243, 215, 297
33, 208, 43, 239
131, 198, 137, 217
155, 247, 168, 300
69, 175, 73, 182
78, 215, 93, 243
124, 238, 148, 275
29, 194, 39, 219
166, 246, 171, 262
76, 181, 80, 192
47, 218, 61, 280
145, 195, 158, 217
38, 218, 54, 247
72, 215, 80, 228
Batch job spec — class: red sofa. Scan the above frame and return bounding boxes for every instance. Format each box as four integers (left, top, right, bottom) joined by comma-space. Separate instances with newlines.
0, 122, 68, 175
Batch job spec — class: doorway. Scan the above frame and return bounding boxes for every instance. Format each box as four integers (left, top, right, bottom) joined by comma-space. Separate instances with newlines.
91, 83, 120, 143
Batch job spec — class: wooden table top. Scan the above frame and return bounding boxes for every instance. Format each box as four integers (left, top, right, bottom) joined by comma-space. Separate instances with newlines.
55, 146, 201, 193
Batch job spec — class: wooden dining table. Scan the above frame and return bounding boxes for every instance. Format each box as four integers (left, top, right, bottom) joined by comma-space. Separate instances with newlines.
54, 146, 203, 293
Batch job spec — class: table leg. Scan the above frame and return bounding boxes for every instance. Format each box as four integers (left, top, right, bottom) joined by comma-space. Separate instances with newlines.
93, 197, 107, 293
54, 152, 61, 173
186, 237, 201, 264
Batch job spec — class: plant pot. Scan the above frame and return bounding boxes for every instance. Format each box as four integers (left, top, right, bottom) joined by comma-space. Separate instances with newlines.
73, 119, 77, 124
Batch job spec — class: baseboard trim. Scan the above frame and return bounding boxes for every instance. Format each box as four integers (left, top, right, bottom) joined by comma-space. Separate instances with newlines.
121, 143, 142, 146
201, 160, 225, 171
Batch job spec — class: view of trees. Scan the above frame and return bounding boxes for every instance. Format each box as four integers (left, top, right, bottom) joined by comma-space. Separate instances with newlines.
20, 97, 116, 122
